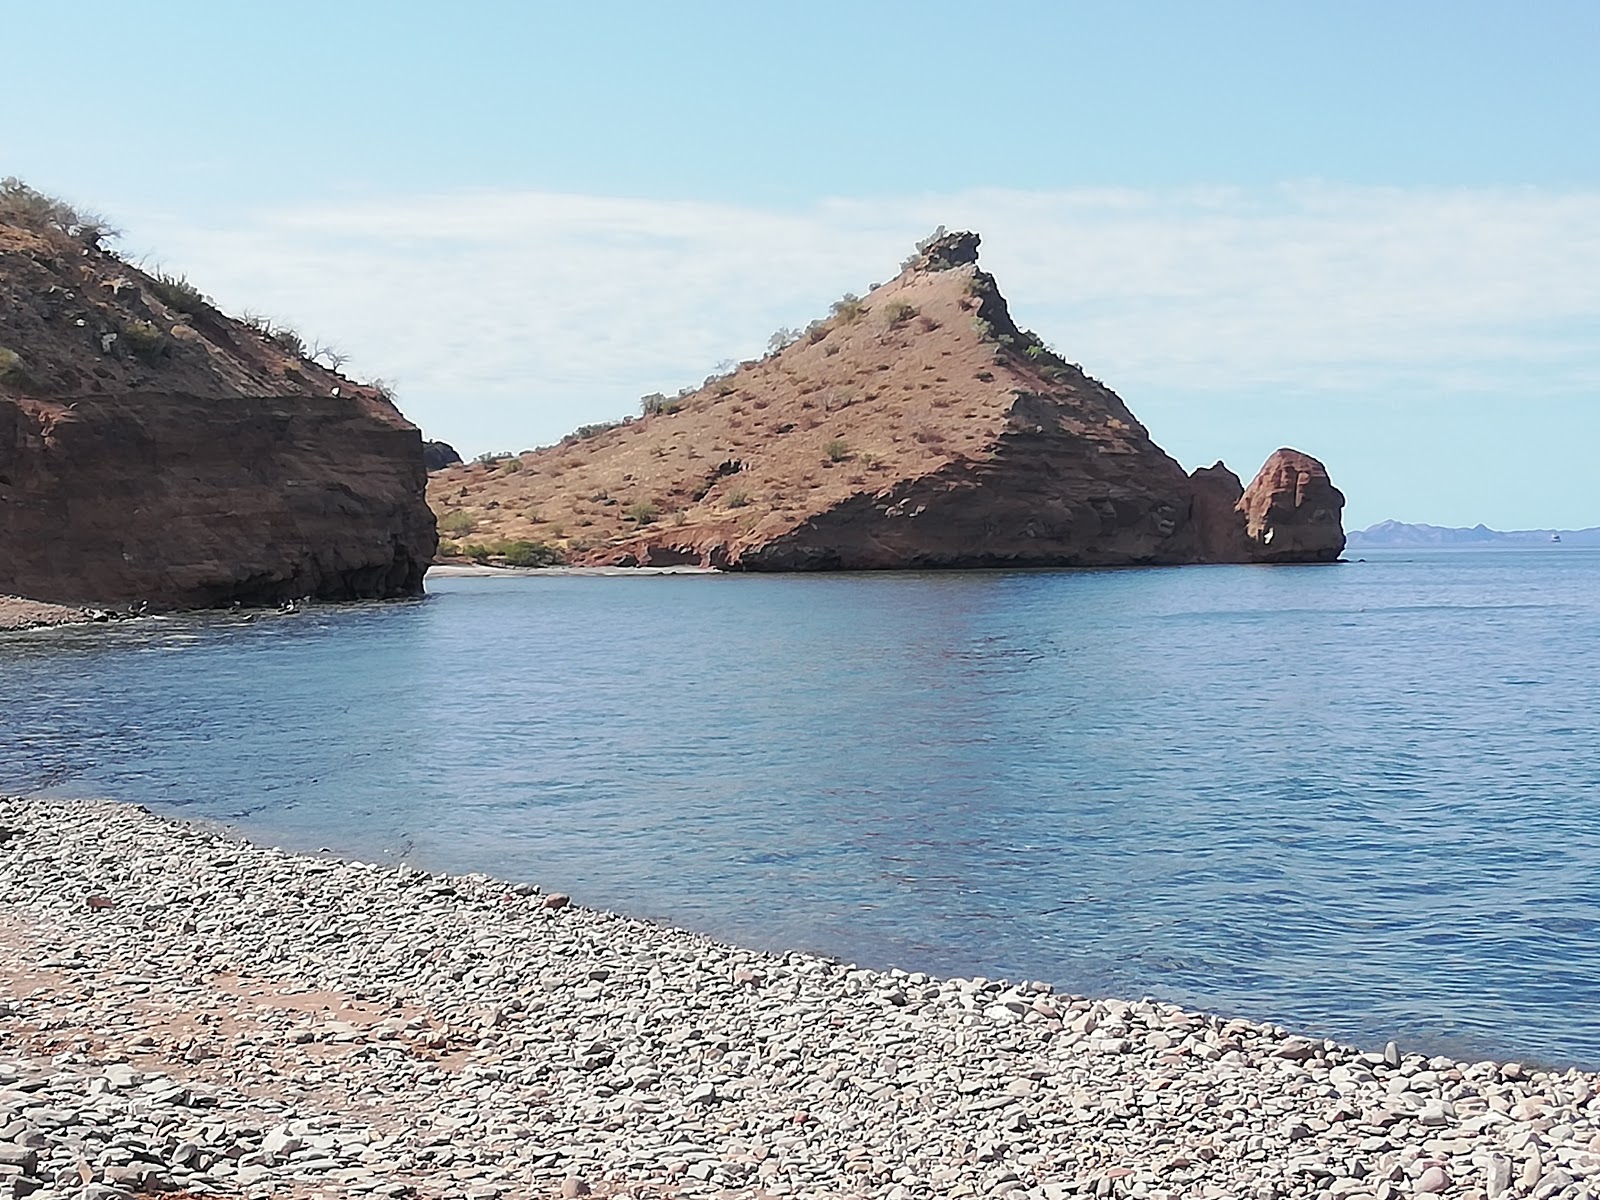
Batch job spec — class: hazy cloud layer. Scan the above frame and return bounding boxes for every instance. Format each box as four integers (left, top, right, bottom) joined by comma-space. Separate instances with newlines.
124, 184, 1600, 460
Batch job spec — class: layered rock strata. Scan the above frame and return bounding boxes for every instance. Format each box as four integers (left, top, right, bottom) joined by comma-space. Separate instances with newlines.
0, 185, 435, 608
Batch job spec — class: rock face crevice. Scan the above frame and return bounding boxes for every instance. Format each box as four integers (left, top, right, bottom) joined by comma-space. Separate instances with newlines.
0, 394, 433, 608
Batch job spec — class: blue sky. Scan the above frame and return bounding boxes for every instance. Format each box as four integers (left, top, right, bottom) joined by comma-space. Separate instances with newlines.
4, 0, 1598, 529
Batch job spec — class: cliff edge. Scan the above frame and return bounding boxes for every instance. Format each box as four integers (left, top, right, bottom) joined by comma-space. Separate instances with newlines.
430, 231, 1342, 570
0, 181, 435, 609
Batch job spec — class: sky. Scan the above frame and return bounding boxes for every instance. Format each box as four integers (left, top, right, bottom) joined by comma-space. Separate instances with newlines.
3, 0, 1597, 529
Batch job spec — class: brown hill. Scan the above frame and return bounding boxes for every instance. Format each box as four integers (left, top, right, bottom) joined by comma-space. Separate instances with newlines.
0, 180, 436, 609
431, 229, 1344, 570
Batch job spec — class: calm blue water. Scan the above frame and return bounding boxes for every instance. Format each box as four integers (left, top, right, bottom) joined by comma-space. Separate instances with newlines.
4, 550, 1600, 1068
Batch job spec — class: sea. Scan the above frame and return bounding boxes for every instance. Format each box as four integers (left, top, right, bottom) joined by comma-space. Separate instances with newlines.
3, 547, 1599, 1069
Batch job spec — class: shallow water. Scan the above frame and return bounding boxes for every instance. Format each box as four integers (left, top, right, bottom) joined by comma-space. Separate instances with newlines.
4, 549, 1599, 1067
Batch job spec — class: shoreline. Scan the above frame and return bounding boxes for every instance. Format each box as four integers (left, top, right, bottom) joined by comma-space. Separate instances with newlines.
427, 563, 719, 578
3, 795, 1597, 1200
0, 595, 94, 632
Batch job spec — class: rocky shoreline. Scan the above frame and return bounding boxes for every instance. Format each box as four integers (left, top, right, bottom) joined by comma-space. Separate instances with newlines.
0, 597, 92, 633
2, 796, 1597, 1200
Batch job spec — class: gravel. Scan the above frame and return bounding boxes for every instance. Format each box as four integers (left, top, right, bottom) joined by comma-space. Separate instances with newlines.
3, 794, 1598, 1199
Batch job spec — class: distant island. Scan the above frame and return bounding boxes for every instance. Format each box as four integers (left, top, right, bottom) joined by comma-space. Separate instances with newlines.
1349, 520, 1600, 547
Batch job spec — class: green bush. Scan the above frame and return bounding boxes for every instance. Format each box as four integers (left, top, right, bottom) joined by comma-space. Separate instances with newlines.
438, 511, 476, 535
882, 300, 919, 325
824, 438, 849, 462
0, 347, 30, 387
725, 489, 750, 508
120, 320, 167, 361
626, 501, 659, 524
498, 540, 564, 568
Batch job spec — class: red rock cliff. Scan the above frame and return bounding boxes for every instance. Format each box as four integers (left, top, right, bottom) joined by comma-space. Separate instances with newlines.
0, 182, 435, 608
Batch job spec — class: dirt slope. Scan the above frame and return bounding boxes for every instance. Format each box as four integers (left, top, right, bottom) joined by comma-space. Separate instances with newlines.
432, 230, 1343, 569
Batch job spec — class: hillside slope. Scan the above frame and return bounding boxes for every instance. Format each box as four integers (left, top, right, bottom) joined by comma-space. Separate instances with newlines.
0, 181, 435, 608
431, 231, 1343, 570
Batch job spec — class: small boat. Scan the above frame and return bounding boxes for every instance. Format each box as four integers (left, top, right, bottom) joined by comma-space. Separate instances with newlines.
1552, 533, 1562, 543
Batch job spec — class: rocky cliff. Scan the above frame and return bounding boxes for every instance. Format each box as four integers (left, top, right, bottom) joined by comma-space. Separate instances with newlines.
429, 230, 1344, 570
0, 181, 435, 608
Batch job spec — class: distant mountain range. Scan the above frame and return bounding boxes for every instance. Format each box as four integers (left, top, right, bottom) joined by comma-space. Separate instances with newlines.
1348, 520, 1600, 547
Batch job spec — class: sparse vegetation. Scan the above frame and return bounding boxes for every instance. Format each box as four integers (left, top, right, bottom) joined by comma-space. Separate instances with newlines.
270, 326, 306, 358
766, 327, 802, 355
829, 294, 866, 324
626, 501, 659, 525
725, 489, 750, 508
640, 392, 682, 416
900, 225, 948, 270
438, 511, 477, 535
120, 320, 167, 361
145, 271, 213, 315
825, 438, 850, 462
461, 539, 565, 567
882, 300, 919, 326
0, 177, 117, 247
563, 420, 623, 445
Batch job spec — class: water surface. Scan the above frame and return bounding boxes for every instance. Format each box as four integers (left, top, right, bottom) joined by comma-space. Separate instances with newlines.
3, 549, 1598, 1067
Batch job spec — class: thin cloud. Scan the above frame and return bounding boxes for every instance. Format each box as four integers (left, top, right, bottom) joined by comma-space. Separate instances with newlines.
122, 184, 1600, 455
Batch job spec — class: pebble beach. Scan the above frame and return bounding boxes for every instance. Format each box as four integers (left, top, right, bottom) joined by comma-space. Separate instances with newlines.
2, 795, 1598, 1200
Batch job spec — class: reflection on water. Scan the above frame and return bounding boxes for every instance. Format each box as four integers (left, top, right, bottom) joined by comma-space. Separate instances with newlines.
4, 549, 1600, 1067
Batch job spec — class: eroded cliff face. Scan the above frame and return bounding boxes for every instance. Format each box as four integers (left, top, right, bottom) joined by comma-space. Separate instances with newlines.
1, 395, 433, 607
430, 231, 1344, 571
0, 184, 436, 608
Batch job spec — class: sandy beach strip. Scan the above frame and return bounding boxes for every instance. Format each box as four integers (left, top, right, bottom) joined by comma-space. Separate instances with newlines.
2, 795, 1597, 1200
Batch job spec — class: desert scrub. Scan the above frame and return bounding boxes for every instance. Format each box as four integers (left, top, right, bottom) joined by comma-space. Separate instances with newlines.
829, 293, 866, 324
146, 272, 212, 315
882, 300, 919, 326
270, 326, 306, 357
824, 438, 850, 462
0, 177, 117, 247
725, 489, 751, 508
438, 511, 477, 535
640, 393, 682, 416
120, 320, 167, 361
626, 501, 659, 524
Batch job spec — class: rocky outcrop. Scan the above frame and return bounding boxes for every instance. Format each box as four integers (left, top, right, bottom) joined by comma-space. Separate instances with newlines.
423, 440, 462, 471
429, 231, 1344, 570
1, 394, 433, 608
1187, 462, 1255, 564
1239, 449, 1347, 563
0, 182, 435, 609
